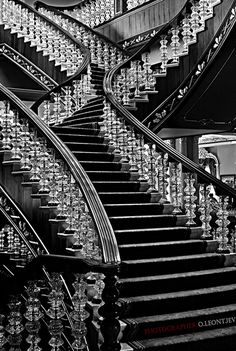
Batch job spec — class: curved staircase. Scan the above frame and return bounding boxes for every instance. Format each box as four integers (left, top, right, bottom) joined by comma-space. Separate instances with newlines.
49, 92, 236, 350
1, 0, 236, 350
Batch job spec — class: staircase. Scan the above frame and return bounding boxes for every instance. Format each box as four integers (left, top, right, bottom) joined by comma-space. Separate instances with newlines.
1, 0, 236, 350
48, 64, 236, 348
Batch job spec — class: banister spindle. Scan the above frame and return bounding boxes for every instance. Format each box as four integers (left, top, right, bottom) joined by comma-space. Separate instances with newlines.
198, 184, 213, 238
184, 173, 197, 226
216, 196, 230, 253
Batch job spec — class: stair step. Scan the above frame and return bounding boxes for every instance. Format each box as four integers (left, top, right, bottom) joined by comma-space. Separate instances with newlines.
61, 115, 104, 126
80, 161, 130, 171
86, 171, 139, 181
115, 227, 202, 244
64, 141, 108, 152
129, 325, 236, 351
72, 102, 104, 115
121, 253, 224, 278
72, 151, 115, 162
104, 203, 174, 216
124, 303, 236, 342
60, 121, 101, 128
119, 267, 236, 297
52, 126, 101, 135
93, 181, 150, 192
120, 275, 235, 318
98, 192, 161, 204
110, 214, 187, 229
55, 133, 105, 143
71, 108, 104, 119
118, 240, 212, 260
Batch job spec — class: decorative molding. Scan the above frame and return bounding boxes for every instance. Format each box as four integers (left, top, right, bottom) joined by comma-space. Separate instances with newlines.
121, 25, 164, 48
0, 44, 57, 90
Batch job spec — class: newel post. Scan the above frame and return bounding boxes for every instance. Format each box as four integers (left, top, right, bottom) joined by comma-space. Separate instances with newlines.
98, 272, 121, 351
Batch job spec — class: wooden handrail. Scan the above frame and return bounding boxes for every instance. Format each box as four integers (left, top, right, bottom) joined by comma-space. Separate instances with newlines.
104, 65, 236, 200
0, 83, 121, 265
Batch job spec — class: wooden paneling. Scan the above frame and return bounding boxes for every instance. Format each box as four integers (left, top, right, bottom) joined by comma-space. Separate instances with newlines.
96, 0, 186, 43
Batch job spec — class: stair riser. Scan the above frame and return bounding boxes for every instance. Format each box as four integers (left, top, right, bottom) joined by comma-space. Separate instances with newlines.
120, 255, 225, 279
116, 228, 192, 244
105, 204, 173, 216
87, 172, 138, 182
56, 134, 105, 143
99, 193, 154, 204
64, 143, 109, 152
52, 127, 100, 135
94, 183, 148, 192
73, 152, 114, 162
119, 242, 207, 260
62, 116, 104, 126
119, 270, 236, 298
81, 162, 124, 171
61, 122, 100, 129
69, 109, 104, 119
111, 216, 180, 230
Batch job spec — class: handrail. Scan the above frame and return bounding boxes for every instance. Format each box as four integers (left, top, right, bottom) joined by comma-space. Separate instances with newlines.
142, 0, 236, 131
35, 1, 130, 55
0, 43, 57, 91
0, 183, 49, 255
0, 83, 121, 265
104, 65, 236, 200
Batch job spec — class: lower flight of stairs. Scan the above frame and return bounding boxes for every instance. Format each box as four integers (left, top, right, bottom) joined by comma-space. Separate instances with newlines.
51, 93, 236, 351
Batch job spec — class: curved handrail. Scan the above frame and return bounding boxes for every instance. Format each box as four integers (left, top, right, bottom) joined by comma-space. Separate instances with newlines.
104, 66, 236, 200
35, 1, 130, 55
0, 43, 57, 91
0, 183, 49, 255
142, 0, 236, 131
0, 83, 120, 265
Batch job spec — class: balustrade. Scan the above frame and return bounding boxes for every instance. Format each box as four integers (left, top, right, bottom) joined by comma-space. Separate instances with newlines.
97, 96, 236, 253
64, 0, 115, 28
0, 0, 84, 78
37, 5, 127, 71
112, 0, 220, 109
0, 98, 103, 262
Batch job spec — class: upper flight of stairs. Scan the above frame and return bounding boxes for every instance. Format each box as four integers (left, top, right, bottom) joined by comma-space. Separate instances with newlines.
48, 62, 236, 348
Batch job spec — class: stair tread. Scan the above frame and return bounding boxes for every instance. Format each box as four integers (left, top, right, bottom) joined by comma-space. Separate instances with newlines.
118, 239, 207, 249
123, 253, 221, 265
119, 267, 236, 284
121, 282, 236, 303
124, 302, 236, 324
64, 142, 104, 146
115, 226, 200, 234
110, 214, 186, 219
